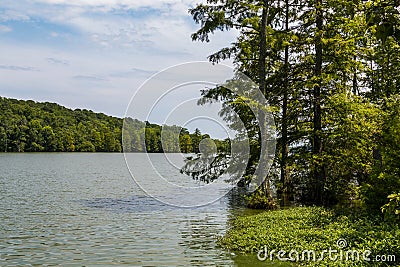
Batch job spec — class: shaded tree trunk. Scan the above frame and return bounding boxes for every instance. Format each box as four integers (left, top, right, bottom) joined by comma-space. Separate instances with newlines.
312, 0, 324, 205
281, 0, 290, 206
259, 0, 273, 201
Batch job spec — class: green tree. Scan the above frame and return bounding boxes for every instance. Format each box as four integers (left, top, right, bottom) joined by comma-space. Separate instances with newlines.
78, 141, 95, 152
179, 134, 193, 153
27, 119, 44, 152
188, 0, 397, 209
41, 125, 57, 151
323, 93, 382, 205
363, 96, 400, 213
91, 129, 102, 151
191, 128, 202, 153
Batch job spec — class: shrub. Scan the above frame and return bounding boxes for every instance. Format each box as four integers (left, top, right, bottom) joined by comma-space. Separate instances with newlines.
381, 193, 400, 223
245, 188, 278, 210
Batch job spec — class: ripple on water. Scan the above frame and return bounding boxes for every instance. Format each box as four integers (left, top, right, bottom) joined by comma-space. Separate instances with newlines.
0, 153, 240, 266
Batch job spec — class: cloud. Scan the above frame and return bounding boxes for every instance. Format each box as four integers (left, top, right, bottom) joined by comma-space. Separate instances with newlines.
46, 57, 69, 65
0, 0, 236, 56
131, 67, 157, 76
33, 0, 199, 11
72, 75, 108, 82
0, 0, 205, 45
109, 67, 157, 78
0, 25, 12, 32
49, 32, 59, 37
0, 65, 39, 71
0, 0, 237, 120
0, 9, 30, 22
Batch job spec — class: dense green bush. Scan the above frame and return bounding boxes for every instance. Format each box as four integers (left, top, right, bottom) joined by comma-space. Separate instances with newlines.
381, 193, 400, 223
245, 188, 278, 210
361, 97, 400, 215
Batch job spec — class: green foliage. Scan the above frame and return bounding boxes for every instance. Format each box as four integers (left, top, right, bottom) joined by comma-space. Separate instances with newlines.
365, 0, 400, 44
0, 97, 122, 152
77, 140, 95, 152
361, 97, 400, 214
318, 93, 382, 206
179, 134, 193, 153
381, 193, 400, 223
189, 1, 400, 264
220, 207, 400, 266
181, 152, 230, 183
245, 188, 278, 210
190, 0, 400, 210
0, 97, 229, 154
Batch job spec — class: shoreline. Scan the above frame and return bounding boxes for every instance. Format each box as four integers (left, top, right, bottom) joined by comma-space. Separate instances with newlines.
219, 207, 399, 266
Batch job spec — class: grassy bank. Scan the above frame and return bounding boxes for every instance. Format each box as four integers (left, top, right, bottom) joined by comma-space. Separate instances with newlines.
219, 207, 399, 266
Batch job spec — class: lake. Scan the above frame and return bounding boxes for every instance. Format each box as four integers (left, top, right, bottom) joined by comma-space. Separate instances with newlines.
0, 153, 266, 266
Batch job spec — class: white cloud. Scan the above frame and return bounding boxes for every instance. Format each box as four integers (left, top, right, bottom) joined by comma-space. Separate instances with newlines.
0, 65, 39, 71
0, 0, 238, 120
0, 9, 30, 22
50, 32, 59, 37
46, 57, 69, 65
72, 75, 108, 81
33, 0, 199, 10
0, 25, 12, 32
0, 0, 236, 54
109, 67, 157, 78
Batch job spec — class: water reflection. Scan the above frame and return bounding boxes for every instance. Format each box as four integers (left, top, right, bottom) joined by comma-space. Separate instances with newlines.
177, 188, 256, 267
176, 188, 289, 267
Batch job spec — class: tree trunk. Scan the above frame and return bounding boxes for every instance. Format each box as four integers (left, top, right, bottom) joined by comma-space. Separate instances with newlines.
312, 0, 324, 205
258, 0, 273, 201
259, 0, 268, 96
281, 0, 290, 206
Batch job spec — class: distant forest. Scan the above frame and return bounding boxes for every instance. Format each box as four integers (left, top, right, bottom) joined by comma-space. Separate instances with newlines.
0, 96, 228, 153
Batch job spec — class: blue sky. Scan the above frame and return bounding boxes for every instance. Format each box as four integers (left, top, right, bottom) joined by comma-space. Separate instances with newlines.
0, 0, 237, 132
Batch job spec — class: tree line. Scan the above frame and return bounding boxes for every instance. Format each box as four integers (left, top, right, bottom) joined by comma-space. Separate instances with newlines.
123, 118, 229, 153
187, 0, 400, 213
0, 97, 228, 154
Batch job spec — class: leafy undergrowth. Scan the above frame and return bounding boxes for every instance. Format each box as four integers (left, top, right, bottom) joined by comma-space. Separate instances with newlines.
219, 207, 399, 266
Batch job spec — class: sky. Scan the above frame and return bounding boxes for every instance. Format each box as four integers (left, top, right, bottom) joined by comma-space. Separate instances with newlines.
0, 0, 239, 137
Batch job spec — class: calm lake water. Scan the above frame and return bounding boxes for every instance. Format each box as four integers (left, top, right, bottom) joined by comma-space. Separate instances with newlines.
0, 153, 271, 266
